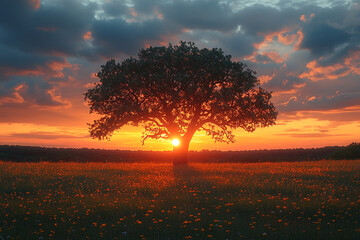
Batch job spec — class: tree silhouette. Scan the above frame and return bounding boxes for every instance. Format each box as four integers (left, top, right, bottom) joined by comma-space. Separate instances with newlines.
85, 41, 277, 165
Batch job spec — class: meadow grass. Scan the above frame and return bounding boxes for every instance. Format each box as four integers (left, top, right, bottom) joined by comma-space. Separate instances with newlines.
0, 160, 359, 239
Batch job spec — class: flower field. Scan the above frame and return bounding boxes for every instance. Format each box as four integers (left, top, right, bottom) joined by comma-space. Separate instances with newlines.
0, 160, 359, 239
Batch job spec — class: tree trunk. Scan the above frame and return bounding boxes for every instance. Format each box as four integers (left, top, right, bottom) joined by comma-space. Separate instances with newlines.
173, 137, 190, 165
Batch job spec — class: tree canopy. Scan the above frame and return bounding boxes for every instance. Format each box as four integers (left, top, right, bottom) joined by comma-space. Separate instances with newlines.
85, 41, 277, 163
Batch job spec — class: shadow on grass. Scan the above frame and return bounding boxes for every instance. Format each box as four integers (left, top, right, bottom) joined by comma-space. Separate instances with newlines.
173, 164, 203, 178
172, 164, 212, 188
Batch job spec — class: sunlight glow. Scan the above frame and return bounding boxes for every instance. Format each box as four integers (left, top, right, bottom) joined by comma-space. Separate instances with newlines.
172, 139, 180, 146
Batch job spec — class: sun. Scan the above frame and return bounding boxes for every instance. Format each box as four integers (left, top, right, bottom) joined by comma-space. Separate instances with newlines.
172, 139, 180, 146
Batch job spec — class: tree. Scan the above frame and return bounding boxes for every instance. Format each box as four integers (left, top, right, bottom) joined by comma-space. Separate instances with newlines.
84, 41, 278, 165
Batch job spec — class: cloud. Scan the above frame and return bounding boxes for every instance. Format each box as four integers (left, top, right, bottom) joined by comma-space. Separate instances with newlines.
159, 0, 236, 32
90, 18, 181, 58
299, 60, 351, 81
258, 73, 275, 85
0, 0, 97, 56
9, 131, 88, 140
102, 0, 129, 18
181, 29, 259, 58
261, 51, 285, 63
300, 23, 351, 55
0, 77, 71, 108
0, 83, 25, 104
274, 133, 349, 138
296, 4, 360, 67
235, 5, 300, 35
132, 0, 162, 15
300, 109, 360, 122
0, 44, 66, 80
277, 85, 360, 116
221, 32, 258, 58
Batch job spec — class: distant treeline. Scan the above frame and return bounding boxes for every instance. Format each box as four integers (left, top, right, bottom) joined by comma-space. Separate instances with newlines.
0, 143, 359, 163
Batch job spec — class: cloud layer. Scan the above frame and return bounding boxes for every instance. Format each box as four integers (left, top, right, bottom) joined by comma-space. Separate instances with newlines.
0, 0, 359, 148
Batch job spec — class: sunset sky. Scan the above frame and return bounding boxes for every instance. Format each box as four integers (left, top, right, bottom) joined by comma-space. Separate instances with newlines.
0, 0, 359, 151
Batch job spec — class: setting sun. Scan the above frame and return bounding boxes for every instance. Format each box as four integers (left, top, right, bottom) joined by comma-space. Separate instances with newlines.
172, 139, 180, 146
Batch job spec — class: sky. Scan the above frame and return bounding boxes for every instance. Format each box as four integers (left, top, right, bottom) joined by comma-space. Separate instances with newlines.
0, 0, 359, 151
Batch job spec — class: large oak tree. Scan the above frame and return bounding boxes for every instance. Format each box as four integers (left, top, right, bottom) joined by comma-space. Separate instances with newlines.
85, 41, 277, 164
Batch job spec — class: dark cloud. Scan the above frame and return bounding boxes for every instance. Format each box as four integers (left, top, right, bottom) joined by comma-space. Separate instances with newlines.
0, 0, 96, 87
160, 0, 236, 32
0, 0, 96, 56
276, 75, 360, 115
0, 0, 32, 28
300, 23, 351, 55
221, 32, 259, 58
180, 30, 258, 58
132, 0, 163, 15
265, 74, 305, 92
0, 44, 69, 81
235, 5, 300, 35
297, 4, 360, 65
278, 92, 360, 113
102, 0, 129, 18
90, 18, 181, 57
284, 50, 313, 75
0, 77, 70, 108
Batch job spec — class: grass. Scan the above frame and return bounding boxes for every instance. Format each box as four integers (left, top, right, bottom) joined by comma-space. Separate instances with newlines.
0, 160, 359, 239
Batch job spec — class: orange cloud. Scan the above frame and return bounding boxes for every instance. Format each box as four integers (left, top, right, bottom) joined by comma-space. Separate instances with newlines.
83, 31, 92, 40
300, 15, 306, 22
247, 51, 285, 64
300, 13, 315, 23
258, 73, 275, 84
47, 60, 72, 72
272, 82, 306, 97
262, 51, 284, 63
3, 59, 75, 79
0, 84, 25, 105
250, 28, 304, 63
154, 7, 163, 20
46, 60, 74, 78
253, 32, 276, 50
254, 27, 296, 50
0, 82, 71, 108
2, 67, 43, 77
129, 8, 138, 17
293, 82, 306, 88
299, 60, 351, 81
278, 32, 298, 45
272, 89, 298, 97
47, 88, 72, 109
344, 50, 360, 75
294, 29, 304, 50
307, 96, 316, 101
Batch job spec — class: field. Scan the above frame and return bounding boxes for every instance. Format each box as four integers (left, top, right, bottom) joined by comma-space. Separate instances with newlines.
1, 160, 360, 240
